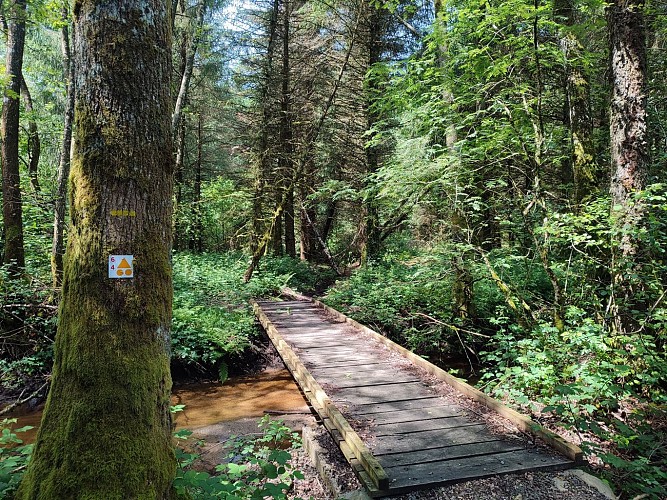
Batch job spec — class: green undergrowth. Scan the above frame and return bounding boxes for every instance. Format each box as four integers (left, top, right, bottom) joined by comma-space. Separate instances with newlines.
0, 264, 56, 392
1, 252, 332, 389
0, 419, 33, 498
173, 415, 304, 499
172, 252, 334, 378
322, 231, 667, 499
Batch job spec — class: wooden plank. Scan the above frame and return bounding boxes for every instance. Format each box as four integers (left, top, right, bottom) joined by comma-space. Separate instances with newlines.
332, 382, 435, 403
253, 301, 390, 491
348, 397, 447, 415
281, 288, 583, 463
314, 372, 420, 389
310, 363, 391, 375
296, 346, 368, 356
371, 416, 480, 436
376, 440, 527, 468
287, 339, 362, 348
383, 449, 573, 490
371, 426, 494, 455
353, 406, 463, 424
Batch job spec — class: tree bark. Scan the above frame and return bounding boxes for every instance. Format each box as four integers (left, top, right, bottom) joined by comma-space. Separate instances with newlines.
607, 0, 648, 333
360, 4, 383, 266
192, 111, 203, 252
20, 74, 40, 193
609, 0, 648, 257
0, 0, 27, 272
171, 0, 205, 137
251, 0, 280, 257
554, 0, 596, 205
51, 9, 75, 289
279, 0, 296, 257
18, 0, 176, 497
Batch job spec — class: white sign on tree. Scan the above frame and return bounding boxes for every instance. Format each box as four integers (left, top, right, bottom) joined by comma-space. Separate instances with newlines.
109, 255, 134, 278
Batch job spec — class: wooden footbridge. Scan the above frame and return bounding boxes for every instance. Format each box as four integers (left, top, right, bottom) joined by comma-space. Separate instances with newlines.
253, 291, 583, 497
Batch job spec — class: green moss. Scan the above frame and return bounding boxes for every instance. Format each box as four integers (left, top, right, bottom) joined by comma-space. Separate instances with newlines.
17, 0, 176, 496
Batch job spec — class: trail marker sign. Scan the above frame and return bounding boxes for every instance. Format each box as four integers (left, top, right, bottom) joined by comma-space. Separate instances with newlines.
109, 255, 134, 278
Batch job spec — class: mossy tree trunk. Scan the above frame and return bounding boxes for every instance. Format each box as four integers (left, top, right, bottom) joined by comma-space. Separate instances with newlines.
0, 0, 27, 272
18, 0, 176, 498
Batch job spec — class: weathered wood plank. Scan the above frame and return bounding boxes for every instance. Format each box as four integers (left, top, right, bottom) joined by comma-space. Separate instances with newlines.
299, 353, 381, 364
353, 406, 463, 424
383, 449, 573, 490
314, 371, 420, 389
371, 426, 494, 455
348, 397, 447, 415
376, 440, 527, 468
332, 382, 436, 404
371, 416, 480, 436
310, 363, 393, 375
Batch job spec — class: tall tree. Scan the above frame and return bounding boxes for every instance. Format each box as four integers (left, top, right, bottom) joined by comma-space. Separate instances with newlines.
280, 0, 296, 257
608, 0, 648, 331
554, 0, 596, 205
51, 5, 75, 288
20, 75, 41, 193
17, 0, 176, 496
359, 2, 384, 265
0, 0, 27, 272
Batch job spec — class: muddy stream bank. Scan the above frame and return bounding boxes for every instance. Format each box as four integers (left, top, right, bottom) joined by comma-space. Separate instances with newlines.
3, 368, 311, 445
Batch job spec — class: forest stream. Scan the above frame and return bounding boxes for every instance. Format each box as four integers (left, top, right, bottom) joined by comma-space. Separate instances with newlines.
4, 369, 310, 445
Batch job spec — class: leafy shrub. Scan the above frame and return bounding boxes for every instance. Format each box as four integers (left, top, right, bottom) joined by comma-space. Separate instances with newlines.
171, 253, 333, 376
173, 416, 304, 499
0, 418, 33, 498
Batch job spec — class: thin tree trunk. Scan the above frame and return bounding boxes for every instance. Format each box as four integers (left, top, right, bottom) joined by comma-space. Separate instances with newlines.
172, 0, 205, 137
20, 74, 40, 193
554, 0, 596, 205
0, 0, 27, 272
251, 0, 280, 257
360, 5, 383, 266
174, 113, 186, 250
18, 0, 175, 496
299, 161, 318, 261
51, 10, 74, 289
193, 112, 203, 252
279, 0, 296, 257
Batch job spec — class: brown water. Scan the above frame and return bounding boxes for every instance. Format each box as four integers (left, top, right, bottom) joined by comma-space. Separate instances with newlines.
3, 369, 308, 444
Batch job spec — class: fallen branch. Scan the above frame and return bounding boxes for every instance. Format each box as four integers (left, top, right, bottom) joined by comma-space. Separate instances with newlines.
0, 380, 49, 416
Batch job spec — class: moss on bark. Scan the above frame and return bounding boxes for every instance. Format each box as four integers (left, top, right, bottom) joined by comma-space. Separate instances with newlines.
17, 0, 176, 498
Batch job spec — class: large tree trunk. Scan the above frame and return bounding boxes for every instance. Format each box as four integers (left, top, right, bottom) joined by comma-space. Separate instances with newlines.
609, 0, 647, 247
17, 0, 175, 497
51, 9, 75, 289
607, 0, 648, 332
0, 0, 26, 272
